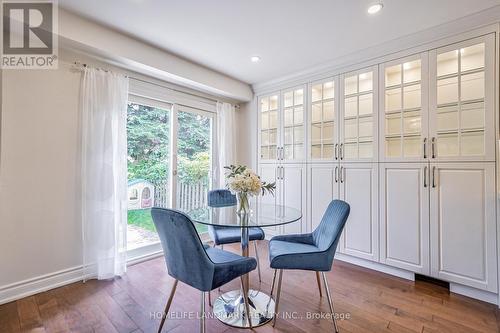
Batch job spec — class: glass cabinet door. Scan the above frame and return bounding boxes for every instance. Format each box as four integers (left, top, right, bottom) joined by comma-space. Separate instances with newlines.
282, 86, 305, 161
381, 54, 427, 161
310, 78, 337, 160
341, 67, 378, 161
259, 93, 279, 161
430, 34, 495, 161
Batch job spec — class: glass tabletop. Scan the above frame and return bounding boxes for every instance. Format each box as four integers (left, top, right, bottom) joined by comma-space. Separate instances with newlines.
185, 203, 302, 228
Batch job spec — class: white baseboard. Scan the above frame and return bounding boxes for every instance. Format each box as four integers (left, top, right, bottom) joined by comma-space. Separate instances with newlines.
335, 253, 415, 281
0, 265, 84, 305
450, 283, 498, 305
0, 249, 166, 306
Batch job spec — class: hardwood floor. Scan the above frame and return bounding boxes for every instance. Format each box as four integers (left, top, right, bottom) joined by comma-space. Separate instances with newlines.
1, 241, 499, 333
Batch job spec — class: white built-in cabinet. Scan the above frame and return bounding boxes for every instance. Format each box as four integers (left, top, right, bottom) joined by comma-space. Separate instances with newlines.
430, 162, 497, 292
258, 33, 497, 294
339, 163, 379, 261
258, 88, 306, 236
379, 163, 430, 274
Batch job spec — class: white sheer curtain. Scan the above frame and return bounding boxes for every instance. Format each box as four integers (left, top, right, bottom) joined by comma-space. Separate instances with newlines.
215, 102, 236, 188
81, 67, 129, 280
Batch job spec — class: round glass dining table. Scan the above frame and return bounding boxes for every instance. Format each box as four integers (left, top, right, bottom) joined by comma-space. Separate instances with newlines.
185, 202, 302, 328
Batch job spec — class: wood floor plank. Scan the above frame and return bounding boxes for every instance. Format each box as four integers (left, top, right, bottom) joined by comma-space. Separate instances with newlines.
16, 296, 46, 332
1, 241, 499, 333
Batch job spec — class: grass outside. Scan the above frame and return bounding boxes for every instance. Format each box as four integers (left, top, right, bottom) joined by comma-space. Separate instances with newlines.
128, 209, 208, 234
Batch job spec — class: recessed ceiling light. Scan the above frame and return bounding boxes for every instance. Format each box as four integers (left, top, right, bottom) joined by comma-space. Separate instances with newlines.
367, 3, 383, 15
250, 56, 261, 63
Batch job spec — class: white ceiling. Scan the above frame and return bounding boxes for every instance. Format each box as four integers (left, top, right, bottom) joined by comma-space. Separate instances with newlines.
59, 0, 500, 85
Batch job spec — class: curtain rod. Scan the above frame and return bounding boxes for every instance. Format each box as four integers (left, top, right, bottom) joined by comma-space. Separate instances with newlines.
72, 61, 240, 108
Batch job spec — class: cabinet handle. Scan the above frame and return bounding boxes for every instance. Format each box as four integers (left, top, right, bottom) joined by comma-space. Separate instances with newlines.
334, 144, 339, 160
423, 166, 427, 187
281, 166, 285, 180
423, 138, 427, 159
334, 166, 338, 183
340, 166, 345, 183
340, 143, 344, 160
431, 137, 436, 159
432, 166, 436, 188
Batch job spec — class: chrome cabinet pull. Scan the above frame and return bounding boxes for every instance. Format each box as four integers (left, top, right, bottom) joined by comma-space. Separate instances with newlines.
334, 166, 338, 183
340, 143, 344, 160
282, 166, 285, 180
423, 166, 427, 187
431, 137, 436, 159
334, 144, 339, 160
432, 166, 436, 188
340, 166, 345, 183
423, 138, 427, 159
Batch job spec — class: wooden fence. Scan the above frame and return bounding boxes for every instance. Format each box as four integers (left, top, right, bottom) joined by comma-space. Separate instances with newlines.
153, 181, 208, 212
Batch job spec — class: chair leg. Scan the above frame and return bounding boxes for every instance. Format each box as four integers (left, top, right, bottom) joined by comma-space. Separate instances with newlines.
316, 271, 323, 297
158, 279, 178, 333
321, 272, 339, 333
254, 241, 262, 283
200, 291, 206, 333
208, 290, 212, 307
269, 269, 277, 298
272, 269, 284, 327
240, 276, 253, 329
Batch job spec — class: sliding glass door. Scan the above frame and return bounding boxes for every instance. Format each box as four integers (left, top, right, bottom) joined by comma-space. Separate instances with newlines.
174, 105, 214, 235
126, 98, 214, 250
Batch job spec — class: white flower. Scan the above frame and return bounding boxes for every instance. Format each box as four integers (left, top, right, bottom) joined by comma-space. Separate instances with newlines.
226, 167, 263, 197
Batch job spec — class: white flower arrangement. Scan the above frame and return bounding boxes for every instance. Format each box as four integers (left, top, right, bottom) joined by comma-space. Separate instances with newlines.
224, 165, 276, 197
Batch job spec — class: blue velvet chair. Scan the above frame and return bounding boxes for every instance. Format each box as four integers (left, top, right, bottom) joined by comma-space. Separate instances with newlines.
268, 200, 350, 332
151, 207, 257, 332
207, 189, 265, 282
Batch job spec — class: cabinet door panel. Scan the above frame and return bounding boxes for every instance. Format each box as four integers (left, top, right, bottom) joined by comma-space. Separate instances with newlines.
380, 163, 430, 274
379, 53, 429, 162
282, 165, 305, 234
340, 163, 378, 261
340, 67, 379, 162
259, 164, 279, 236
429, 34, 495, 161
310, 165, 339, 231
259, 93, 280, 163
430, 162, 497, 292
309, 78, 339, 161
282, 86, 306, 163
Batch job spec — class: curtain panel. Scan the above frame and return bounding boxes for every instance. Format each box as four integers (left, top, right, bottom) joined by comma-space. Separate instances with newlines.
80, 67, 129, 280
215, 102, 236, 188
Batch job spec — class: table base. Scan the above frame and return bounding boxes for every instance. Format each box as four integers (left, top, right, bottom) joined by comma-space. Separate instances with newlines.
213, 289, 275, 328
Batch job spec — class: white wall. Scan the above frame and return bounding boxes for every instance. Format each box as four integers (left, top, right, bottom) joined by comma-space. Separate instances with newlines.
58, 9, 253, 102
0, 60, 82, 288
235, 99, 257, 169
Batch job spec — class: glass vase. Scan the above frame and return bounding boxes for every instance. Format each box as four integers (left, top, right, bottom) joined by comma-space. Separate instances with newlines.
236, 192, 250, 215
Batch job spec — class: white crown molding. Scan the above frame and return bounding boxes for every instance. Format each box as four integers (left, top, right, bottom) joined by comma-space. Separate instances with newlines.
252, 5, 500, 95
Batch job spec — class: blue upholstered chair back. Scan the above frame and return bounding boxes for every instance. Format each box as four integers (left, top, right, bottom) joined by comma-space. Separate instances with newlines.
312, 199, 350, 256
207, 189, 236, 207
151, 208, 214, 291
